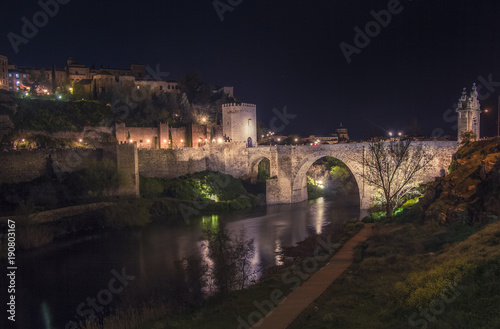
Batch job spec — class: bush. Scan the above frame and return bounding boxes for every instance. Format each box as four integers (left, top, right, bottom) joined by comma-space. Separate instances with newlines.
162, 171, 249, 203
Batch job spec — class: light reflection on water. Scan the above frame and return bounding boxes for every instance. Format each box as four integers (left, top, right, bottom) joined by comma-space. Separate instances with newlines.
17, 197, 360, 329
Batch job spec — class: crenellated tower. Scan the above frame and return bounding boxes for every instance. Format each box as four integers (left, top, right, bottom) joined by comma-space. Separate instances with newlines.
222, 103, 257, 147
456, 83, 481, 142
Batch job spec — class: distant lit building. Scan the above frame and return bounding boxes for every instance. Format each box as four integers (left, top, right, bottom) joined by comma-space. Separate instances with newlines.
337, 123, 349, 141
307, 135, 339, 144
456, 84, 481, 142
0, 55, 8, 91
8, 69, 30, 92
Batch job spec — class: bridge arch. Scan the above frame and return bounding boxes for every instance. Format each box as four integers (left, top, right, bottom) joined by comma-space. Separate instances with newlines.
249, 156, 272, 183
291, 154, 361, 208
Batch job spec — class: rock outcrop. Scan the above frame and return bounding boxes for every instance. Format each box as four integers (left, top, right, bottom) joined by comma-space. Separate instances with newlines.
420, 139, 500, 225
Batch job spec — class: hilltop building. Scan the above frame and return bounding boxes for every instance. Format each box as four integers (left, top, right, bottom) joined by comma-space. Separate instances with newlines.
1, 56, 182, 96
456, 84, 481, 142
0, 55, 8, 91
304, 124, 350, 144
337, 123, 349, 141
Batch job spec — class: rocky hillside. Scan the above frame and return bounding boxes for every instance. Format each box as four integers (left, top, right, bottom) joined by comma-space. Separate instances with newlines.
421, 139, 500, 224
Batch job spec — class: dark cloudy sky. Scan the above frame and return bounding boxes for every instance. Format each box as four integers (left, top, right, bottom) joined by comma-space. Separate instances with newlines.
2, 0, 500, 139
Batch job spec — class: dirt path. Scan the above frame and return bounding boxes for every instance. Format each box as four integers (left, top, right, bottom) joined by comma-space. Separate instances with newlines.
251, 223, 374, 329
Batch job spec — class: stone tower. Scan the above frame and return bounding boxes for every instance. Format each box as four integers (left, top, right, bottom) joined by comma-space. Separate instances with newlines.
222, 103, 257, 147
456, 83, 481, 142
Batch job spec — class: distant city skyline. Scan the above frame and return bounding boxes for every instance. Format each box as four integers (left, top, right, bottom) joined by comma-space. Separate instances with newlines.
2, 0, 500, 139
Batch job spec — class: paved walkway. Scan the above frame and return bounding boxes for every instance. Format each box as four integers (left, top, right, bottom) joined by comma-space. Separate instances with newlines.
252, 223, 374, 329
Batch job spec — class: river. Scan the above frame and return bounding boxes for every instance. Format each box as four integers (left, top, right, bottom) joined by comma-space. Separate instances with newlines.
13, 197, 363, 329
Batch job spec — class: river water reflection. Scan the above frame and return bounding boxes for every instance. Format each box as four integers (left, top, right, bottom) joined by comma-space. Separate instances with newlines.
16, 198, 362, 329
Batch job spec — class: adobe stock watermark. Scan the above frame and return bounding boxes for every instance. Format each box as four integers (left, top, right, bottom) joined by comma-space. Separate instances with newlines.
270, 106, 297, 133
8, 0, 73, 54
64, 267, 135, 329
407, 279, 467, 329
340, 0, 410, 64
213, 0, 243, 22
236, 235, 341, 329
432, 73, 500, 138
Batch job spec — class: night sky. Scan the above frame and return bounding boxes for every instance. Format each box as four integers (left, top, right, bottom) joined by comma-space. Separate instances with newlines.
2, 0, 500, 139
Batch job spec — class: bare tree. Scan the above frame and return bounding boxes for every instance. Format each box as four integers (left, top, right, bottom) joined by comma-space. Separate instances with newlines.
202, 223, 255, 294
362, 139, 435, 218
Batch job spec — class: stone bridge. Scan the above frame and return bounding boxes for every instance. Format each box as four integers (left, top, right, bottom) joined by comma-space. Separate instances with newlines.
138, 141, 457, 209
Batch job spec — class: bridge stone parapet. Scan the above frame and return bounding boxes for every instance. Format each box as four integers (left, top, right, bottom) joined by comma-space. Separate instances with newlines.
136, 141, 458, 210
261, 141, 458, 209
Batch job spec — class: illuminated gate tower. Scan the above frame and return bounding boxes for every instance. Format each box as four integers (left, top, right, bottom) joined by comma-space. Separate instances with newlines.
456, 83, 481, 142
222, 103, 257, 147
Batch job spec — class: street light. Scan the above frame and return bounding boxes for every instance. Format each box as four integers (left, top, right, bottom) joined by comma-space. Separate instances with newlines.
388, 132, 393, 137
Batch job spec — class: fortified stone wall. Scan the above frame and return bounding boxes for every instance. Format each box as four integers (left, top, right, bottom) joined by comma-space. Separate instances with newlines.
0, 148, 107, 183
115, 122, 165, 149
192, 124, 209, 148
16, 126, 114, 144
138, 142, 249, 179
116, 143, 139, 196
170, 127, 187, 148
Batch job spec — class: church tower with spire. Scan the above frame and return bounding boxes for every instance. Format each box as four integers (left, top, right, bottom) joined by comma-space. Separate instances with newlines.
456, 83, 481, 142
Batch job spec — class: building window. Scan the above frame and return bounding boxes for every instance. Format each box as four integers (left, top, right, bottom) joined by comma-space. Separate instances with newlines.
160, 86, 163, 90
23, 74, 26, 78
8, 73, 12, 77
16, 87, 19, 90
9, 86, 12, 90
15, 74, 19, 79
